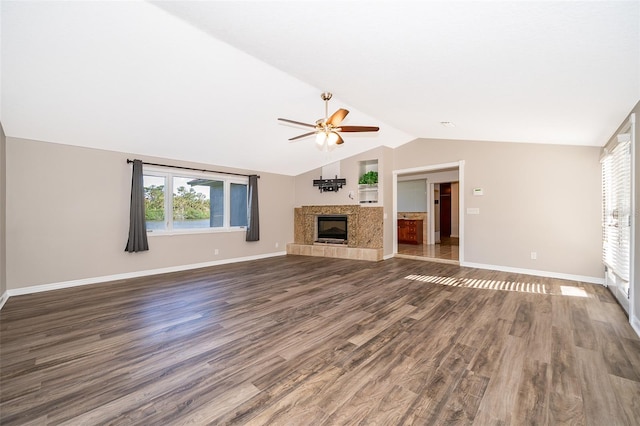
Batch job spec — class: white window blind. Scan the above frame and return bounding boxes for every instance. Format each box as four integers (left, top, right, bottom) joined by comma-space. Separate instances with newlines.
602, 135, 631, 282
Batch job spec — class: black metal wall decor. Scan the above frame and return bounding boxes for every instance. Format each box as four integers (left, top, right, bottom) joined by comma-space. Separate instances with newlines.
313, 175, 346, 193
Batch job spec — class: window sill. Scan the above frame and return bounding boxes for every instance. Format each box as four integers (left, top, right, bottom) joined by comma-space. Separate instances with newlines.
147, 227, 246, 237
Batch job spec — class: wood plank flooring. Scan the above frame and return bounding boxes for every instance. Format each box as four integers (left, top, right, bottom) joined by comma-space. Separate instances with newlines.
397, 238, 459, 263
1, 256, 639, 425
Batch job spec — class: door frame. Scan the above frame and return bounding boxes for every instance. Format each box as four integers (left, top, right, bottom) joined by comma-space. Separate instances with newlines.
393, 160, 465, 263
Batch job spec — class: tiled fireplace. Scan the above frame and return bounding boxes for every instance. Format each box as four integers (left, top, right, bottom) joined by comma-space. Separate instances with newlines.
287, 205, 384, 261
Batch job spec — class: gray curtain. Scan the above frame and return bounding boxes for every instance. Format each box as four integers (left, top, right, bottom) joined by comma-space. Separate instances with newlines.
125, 160, 149, 252
246, 174, 260, 241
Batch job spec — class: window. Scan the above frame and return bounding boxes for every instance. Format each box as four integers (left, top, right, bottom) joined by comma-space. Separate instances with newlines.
230, 183, 248, 227
143, 169, 248, 233
602, 126, 632, 288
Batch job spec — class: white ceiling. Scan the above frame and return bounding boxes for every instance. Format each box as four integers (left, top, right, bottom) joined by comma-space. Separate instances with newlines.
2, 1, 639, 176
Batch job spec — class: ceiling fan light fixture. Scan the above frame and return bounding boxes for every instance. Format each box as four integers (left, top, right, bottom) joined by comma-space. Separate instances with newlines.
327, 131, 340, 146
315, 131, 327, 147
315, 131, 338, 152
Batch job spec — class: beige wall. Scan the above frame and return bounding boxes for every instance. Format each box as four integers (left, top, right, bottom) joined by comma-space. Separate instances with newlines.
451, 182, 459, 238
2, 128, 617, 292
380, 146, 395, 257
0, 123, 6, 298
5, 137, 295, 290
294, 147, 385, 207
394, 138, 603, 279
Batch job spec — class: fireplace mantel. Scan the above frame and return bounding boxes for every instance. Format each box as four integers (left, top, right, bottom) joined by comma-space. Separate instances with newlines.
288, 205, 383, 261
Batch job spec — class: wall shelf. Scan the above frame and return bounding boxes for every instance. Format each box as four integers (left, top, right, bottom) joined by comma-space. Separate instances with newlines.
358, 160, 379, 204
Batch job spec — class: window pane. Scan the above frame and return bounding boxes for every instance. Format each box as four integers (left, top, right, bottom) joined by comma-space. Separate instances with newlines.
144, 175, 166, 231
172, 177, 223, 229
230, 183, 248, 227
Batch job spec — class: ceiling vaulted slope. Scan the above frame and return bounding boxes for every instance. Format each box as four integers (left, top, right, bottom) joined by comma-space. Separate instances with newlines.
2, 1, 639, 176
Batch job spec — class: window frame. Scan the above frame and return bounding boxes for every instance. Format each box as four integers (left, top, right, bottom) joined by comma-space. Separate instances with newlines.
143, 166, 249, 236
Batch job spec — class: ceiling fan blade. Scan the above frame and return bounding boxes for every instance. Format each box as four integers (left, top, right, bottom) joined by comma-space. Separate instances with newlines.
334, 133, 345, 145
327, 108, 349, 126
338, 125, 380, 132
278, 118, 316, 128
289, 131, 317, 141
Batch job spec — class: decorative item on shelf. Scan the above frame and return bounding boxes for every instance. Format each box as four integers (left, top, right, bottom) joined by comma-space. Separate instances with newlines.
358, 171, 378, 185
313, 175, 347, 193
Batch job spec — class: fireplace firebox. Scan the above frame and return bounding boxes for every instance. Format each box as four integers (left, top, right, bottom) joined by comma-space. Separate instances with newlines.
317, 215, 348, 243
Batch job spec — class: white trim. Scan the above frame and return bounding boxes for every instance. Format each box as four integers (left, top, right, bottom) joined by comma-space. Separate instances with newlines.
631, 314, 640, 338
0, 291, 8, 310
5, 251, 286, 299
392, 172, 398, 255
392, 161, 465, 262
628, 112, 636, 328
461, 261, 604, 285
148, 226, 246, 237
459, 161, 465, 263
383, 253, 395, 260
429, 182, 435, 244
394, 162, 461, 176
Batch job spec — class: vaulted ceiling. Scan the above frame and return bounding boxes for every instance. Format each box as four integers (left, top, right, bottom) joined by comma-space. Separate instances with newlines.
2, 1, 638, 176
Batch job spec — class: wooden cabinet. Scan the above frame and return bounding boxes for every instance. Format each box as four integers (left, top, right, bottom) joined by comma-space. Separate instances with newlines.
398, 219, 423, 244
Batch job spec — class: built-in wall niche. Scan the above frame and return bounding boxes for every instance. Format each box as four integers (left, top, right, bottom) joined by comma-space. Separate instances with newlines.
358, 159, 378, 204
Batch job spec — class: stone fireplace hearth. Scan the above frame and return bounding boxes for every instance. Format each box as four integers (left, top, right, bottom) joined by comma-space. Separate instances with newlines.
287, 205, 383, 261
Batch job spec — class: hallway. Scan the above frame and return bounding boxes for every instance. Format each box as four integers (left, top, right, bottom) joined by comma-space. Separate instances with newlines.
397, 237, 459, 264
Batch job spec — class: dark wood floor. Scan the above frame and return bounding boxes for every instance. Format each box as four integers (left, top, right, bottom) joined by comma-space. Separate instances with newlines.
1, 256, 639, 425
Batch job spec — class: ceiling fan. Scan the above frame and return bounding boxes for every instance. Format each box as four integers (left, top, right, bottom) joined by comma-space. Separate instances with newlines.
278, 92, 379, 151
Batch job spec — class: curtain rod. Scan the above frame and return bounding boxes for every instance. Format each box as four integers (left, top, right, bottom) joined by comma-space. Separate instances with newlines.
126, 159, 259, 178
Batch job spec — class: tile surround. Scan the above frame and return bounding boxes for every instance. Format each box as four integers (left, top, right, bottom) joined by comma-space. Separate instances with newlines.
289, 205, 384, 261
287, 243, 383, 262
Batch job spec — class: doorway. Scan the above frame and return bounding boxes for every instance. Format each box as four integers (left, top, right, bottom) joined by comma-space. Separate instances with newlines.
430, 181, 459, 261
393, 162, 464, 264
440, 183, 452, 238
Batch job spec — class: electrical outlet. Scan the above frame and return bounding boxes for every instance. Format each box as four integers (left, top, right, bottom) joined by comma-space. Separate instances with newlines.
530, 251, 537, 260
214, 249, 219, 255
275, 242, 279, 248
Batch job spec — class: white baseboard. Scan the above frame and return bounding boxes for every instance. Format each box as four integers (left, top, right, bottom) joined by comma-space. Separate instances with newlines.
460, 261, 604, 285
0, 291, 8, 311
383, 253, 395, 260
4, 251, 287, 301
631, 315, 640, 339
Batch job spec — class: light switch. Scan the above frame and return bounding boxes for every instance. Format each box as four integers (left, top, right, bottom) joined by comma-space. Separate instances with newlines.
467, 208, 480, 215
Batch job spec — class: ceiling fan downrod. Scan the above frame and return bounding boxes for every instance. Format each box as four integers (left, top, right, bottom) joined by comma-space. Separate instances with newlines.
321, 92, 332, 122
